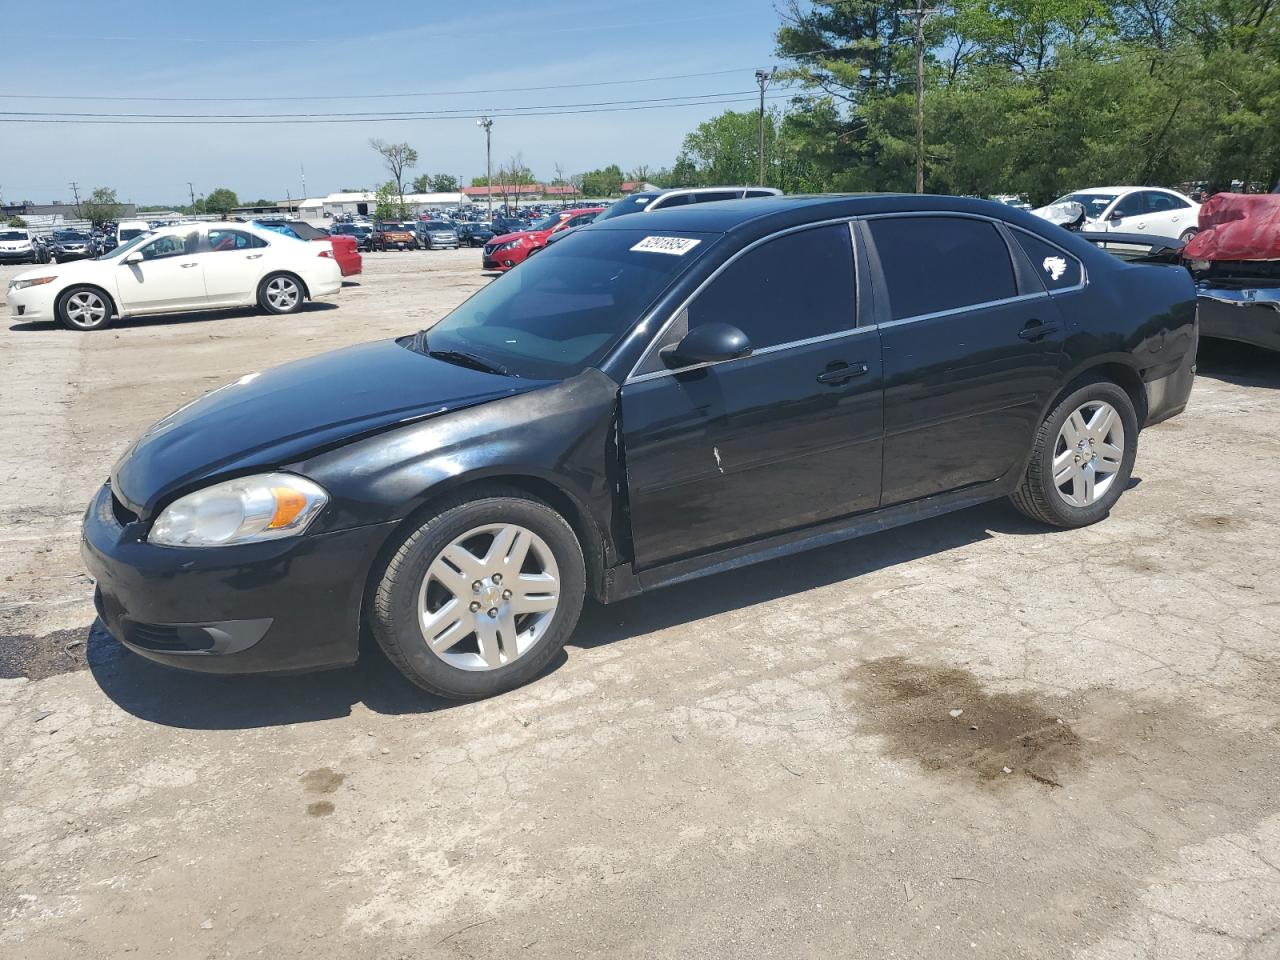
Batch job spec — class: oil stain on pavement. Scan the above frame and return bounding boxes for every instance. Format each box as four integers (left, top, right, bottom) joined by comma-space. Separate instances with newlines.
850, 657, 1082, 788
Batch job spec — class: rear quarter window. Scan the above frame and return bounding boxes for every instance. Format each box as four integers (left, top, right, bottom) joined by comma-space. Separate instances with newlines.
1012, 230, 1084, 291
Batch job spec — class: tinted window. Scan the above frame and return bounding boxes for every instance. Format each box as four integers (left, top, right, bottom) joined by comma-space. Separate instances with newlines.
691, 190, 739, 203
868, 217, 1016, 320
1112, 193, 1145, 218
687, 224, 855, 350
139, 232, 198, 260
208, 229, 265, 252
565, 213, 597, 228
1146, 192, 1187, 212
1013, 230, 1083, 291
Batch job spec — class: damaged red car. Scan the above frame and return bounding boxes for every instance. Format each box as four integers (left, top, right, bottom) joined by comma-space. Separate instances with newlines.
1184, 194, 1280, 353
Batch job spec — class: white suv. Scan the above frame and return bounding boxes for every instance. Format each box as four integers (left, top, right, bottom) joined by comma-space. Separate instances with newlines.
1034, 186, 1201, 241
0, 227, 42, 265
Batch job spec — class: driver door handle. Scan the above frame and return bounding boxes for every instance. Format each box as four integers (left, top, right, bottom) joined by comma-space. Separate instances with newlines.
245, 253, 263, 260
816, 361, 870, 385
180, 262, 198, 268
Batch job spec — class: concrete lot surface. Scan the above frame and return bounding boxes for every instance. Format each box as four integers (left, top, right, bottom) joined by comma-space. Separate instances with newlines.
2, 250, 1278, 959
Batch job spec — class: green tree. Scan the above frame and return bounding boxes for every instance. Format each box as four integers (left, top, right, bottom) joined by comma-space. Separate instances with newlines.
578, 164, 625, 197
81, 187, 123, 227
203, 187, 239, 218
370, 139, 419, 203
7, 216, 27, 227
374, 181, 403, 220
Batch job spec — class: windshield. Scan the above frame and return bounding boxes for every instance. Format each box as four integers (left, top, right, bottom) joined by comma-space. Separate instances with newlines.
593, 194, 657, 223
0, 231, 29, 241
1055, 193, 1118, 218
55, 232, 90, 242
417, 228, 719, 379
381, 223, 406, 231
426, 221, 452, 230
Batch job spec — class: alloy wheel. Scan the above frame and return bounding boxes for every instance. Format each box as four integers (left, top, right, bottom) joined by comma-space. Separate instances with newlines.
417, 523, 560, 671
64, 290, 107, 328
265, 276, 300, 311
1052, 400, 1125, 507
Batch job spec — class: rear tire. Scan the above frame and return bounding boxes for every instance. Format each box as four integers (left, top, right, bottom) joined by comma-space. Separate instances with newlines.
1179, 227, 1198, 243
370, 488, 586, 700
57, 285, 114, 331
1010, 379, 1138, 528
257, 273, 304, 315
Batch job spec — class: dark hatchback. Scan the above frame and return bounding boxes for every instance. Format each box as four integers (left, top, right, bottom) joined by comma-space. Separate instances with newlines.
83, 195, 1197, 700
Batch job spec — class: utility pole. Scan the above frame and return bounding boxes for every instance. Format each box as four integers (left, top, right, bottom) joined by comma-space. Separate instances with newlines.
69, 181, 81, 218
910, 0, 937, 194
754, 69, 773, 187
300, 164, 306, 202
477, 117, 494, 222
187, 181, 196, 209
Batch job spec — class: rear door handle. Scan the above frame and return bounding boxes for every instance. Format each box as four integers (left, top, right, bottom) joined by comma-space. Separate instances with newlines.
180, 262, 198, 268
1018, 320, 1059, 341
816, 361, 870, 385
245, 253, 263, 259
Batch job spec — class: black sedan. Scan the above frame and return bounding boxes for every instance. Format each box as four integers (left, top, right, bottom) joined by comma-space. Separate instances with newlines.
456, 222, 496, 247
82, 195, 1197, 700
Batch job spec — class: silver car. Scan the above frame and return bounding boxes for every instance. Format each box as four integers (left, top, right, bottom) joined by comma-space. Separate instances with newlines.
419, 221, 459, 250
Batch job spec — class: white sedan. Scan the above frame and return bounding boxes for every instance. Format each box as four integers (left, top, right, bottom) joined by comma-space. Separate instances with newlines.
6, 222, 342, 331
1032, 186, 1201, 241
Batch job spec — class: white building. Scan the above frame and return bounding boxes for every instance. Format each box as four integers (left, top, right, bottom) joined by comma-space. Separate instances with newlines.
302, 191, 472, 220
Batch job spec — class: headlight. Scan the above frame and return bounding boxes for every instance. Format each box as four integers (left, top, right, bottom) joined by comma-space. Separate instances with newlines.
149, 472, 328, 547
10, 276, 57, 290
493, 239, 521, 252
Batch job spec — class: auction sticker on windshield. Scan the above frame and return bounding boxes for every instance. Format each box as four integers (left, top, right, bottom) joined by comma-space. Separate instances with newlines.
630, 236, 702, 255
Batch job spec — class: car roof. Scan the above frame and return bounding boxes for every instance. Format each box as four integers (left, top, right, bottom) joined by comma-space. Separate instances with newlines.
587, 193, 1039, 237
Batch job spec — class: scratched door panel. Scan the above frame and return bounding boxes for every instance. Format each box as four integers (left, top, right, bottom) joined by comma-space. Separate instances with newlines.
619, 338, 884, 569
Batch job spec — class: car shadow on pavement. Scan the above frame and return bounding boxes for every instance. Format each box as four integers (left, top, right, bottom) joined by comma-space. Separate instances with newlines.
1196, 338, 1280, 388
88, 499, 1048, 730
8, 302, 338, 333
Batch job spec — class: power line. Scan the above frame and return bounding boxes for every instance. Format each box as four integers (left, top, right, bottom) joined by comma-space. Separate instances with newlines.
0, 93, 795, 126
0, 67, 759, 103
0, 89, 766, 120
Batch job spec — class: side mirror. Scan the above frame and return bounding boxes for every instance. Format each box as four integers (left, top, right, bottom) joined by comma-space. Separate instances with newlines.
1107, 210, 1124, 222
123, 251, 143, 264
662, 323, 752, 368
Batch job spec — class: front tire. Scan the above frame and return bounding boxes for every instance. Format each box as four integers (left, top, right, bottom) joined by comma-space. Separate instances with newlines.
258, 273, 304, 315
370, 488, 586, 700
1010, 380, 1138, 528
1179, 227, 1199, 243
57, 285, 114, 331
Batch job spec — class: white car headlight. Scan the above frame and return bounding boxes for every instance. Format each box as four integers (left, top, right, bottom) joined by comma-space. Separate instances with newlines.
10, 276, 57, 290
149, 472, 328, 547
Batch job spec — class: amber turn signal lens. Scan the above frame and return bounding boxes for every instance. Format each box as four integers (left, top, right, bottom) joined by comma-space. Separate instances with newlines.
268, 487, 309, 528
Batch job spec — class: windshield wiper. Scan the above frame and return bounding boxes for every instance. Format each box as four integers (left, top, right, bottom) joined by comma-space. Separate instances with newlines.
417, 335, 516, 378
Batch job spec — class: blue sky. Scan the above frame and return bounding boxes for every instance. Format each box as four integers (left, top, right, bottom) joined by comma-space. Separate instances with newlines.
0, 0, 786, 205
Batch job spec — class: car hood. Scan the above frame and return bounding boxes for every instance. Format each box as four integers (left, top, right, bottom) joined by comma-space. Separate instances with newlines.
490, 228, 548, 245
110, 338, 553, 517
11, 259, 101, 284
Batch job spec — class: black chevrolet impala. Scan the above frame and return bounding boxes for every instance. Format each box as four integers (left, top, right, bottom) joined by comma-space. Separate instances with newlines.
83, 195, 1197, 699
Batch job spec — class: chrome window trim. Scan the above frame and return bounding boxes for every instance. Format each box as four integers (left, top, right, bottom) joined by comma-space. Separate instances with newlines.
875, 290, 1050, 329
626, 324, 879, 384
624, 215, 863, 383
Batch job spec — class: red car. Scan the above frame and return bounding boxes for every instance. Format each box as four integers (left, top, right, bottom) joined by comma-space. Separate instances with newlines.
254, 219, 363, 277
481, 207, 604, 271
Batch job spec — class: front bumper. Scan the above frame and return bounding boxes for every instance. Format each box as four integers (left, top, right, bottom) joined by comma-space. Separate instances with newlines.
7, 283, 56, 320
0, 250, 38, 263
1197, 283, 1280, 353
81, 483, 397, 674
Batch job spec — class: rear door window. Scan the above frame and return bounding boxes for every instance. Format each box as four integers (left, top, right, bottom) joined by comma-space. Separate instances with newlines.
867, 217, 1017, 321
686, 224, 856, 349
